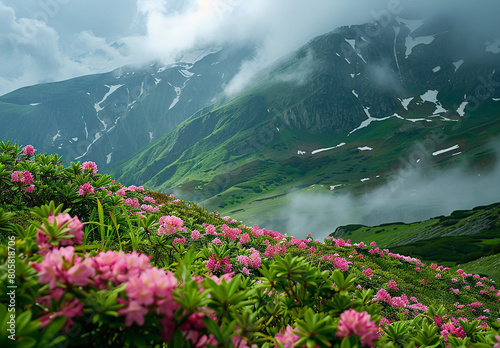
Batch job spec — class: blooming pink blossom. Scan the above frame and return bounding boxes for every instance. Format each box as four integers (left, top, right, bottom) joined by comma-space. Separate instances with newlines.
158, 215, 185, 235
362, 268, 373, 279
336, 308, 379, 347
387, 280, 398, 292
78, 182, 94, 196
118, 300, 149, 326
143, 196, 156, 204
191, 230, 201, 239
38, 299, 84, 332
239, 233, 250, 244
332, 257, 349, 271
205, 224, 217, 235
22, 145, 36, 157
275, 325, 300, 348
25, 184, 35, 193
116, 188, 127, 196
81, 161, 98, 174
36, 213, 84, 248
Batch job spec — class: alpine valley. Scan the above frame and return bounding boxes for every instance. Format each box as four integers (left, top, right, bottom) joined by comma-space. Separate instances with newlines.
2, 15, 500, 236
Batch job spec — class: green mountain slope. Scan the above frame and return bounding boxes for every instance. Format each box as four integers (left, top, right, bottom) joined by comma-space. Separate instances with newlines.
332, 202, 500, 268
110, 18, 500, 230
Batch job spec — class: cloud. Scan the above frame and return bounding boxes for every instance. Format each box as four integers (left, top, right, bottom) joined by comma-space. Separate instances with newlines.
1, 0, 500, 95
279, 140, 500, 240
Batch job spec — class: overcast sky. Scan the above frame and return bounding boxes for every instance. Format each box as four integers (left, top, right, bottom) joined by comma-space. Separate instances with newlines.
1, 0, 499, 96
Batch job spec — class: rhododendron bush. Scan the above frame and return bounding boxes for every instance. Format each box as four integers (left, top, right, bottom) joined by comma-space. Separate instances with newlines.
1, 142, 500, 347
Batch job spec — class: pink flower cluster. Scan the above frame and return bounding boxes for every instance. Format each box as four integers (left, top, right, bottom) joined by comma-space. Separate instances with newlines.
78, 182, 94, 196
81, 161, 98, 174
22, 145, 36, 157
275, 325, 299, 347
143, 196, 156, 204
221, 224, 242, 241
36, 213, 84, 252
11, 170, 34, 185
119, 267, 178, 330
321, 255, 349, 271
206, 253, 232, 274
236, 249, 262, 269
264, 242, 286, 258
387, 279, 398, 292
158, 215, 186, 235
124, 197, 140, 208
336, 308, 379, 347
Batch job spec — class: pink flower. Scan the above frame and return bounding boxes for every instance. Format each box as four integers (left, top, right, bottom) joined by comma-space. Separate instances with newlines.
25, 184, 35, 193
38, 299, 84, 332
22, 145, 36, 157
212, 238, 222, 245
36, 213, 84, 248
387, 280, 398, 292
118, 300, 149, 326
140, 204, 154, 213
275, 325, 299, 348
143, 196, 156, 204
333, 257, 349, 271
172, 236, 186, 245
78, 182, 94, 196
239, 233, 250, 244
370, 241, 377, 247
336, 308, 379, 347
158, 215, 185, 235
191, 230, 201, 239
81, 161, 98, 174
493, 335, 500, 348
116, 188, 127, 197
362, 268, 373, 278
205, 224, 216, 235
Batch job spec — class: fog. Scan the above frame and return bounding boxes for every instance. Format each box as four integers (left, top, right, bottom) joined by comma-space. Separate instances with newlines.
280, 141, 500, 240
2, 0, 500, 95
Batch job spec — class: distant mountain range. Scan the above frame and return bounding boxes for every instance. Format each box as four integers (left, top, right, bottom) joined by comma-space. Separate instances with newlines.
0, 44, 254, 169
1, 15, 500, 232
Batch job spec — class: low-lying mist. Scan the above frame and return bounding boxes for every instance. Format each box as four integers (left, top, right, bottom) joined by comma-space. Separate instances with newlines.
277, 143, 500, 240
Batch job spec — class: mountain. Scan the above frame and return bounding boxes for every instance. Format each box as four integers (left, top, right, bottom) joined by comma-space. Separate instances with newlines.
0, 44, 254, 170
110, 16, 500, 231
332, 202, 500, 269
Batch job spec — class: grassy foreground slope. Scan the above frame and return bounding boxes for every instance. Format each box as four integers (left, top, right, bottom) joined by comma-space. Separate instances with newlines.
1, 142, 500, 347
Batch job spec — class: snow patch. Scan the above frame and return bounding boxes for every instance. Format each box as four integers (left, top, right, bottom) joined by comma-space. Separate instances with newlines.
155, 78, 162, 85
352, 90, 359, 98
30, 103, 40, 106
432, 144, 460, 156
350, 73, 355, 78
401, 97, 414, 110
52, 130, 61, 143
486, 39, 500, 54
358, 146, 373, 151
72, 137, 78, 141
396, 17, 425, 34
149, 132, 154, 142
452, 152, 462, 156
312, 143, 346, 155
330, 184, 344, 190
360, 178, 371, 182
453, 60, 464, 72
405, 35, 435, 58
457, 98, 468, 116
94, 84, 123, 113
493, 98, 500, 101
432, 66, 441, 73
420, 90, 447, 114
106, 153, 112, 164
297, 150, 306, 155
179, 69, 194, 78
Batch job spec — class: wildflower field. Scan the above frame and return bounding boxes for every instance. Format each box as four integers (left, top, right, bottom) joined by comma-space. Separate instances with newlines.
0, 141, 499, 347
